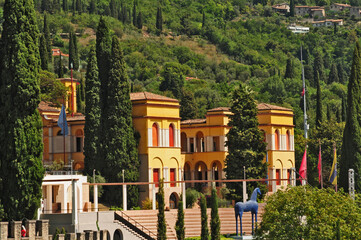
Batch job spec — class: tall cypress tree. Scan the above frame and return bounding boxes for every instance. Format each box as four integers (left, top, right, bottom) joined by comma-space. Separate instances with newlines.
284, 57, 295, 79
337, 62, 345, 84
73, 32, 79, 70
63, 0, 68, 11
137, 11, 143, 29
0, 0, 44, 220
202, 10, 206, 28
180, 89, 197, 120
340, 41, 361, 191
84, 47, 100, 176
342, 96, 346, 122
224, 84, 267, 200
328, 63, 339, 84
175, 199, 185, 240
132, 0, 137, 26
315, 72, 323, 128
156, 7, 163, 32
290, 0, 295, 16
210, 188, 220, 240
43, 13, 52, 60
157, 179, 167, 240
200, 194, 209, 240
313, 51, 325, 86
89, 0, 96, 14
101, 36, 139, 207
96, 17, 111, 114
39, 34, 48, 70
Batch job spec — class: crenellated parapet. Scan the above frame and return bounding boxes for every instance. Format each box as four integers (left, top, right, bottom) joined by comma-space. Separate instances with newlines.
0, 220, 108, 240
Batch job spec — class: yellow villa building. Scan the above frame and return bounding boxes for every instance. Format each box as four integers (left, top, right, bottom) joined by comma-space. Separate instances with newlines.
39, 78, 295, 209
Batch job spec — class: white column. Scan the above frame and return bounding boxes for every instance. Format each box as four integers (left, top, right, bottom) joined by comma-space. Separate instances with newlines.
187, 138, 190, 153
224, 136, 228, 151
271, 168, 277, 192
162, 128, 167, 147
283, 169, 288, 186
94, 185, 98, 212
271, 134, 275, 150
165, 128, 169, 147
243, 181, 247, 203
49, 127, 53, 161
177, 129, 181, 147
207, 170, 212, 187
219, 136, 225, 151
194, 137, 197, 152
71, 180, 78, 231
291, 135, 295, 151
292, 168, 296, 186
63, 184, 68, 213
46, 185, 52, 214
148, 128, 152, 147
182, 171, 186, 210
152, 184, 156, 210
123, 185, 127, 211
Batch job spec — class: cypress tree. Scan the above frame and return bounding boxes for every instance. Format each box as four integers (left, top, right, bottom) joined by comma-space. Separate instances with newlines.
76, 76, 85, 112
290, 0, 295, 16
342, 96, 346, 122
284, 57, 295, 79
175, 199, 185, 240
137, 11, 143, 29
224, 84, 267, 200
313, 51, 325, 86
110, 0, 117, 18
101, 36, 139, 207
63, 0, 68, 11
328, 63, 339, 84
84, 47, 100, 176
337, 62, 345, 84
156, 7, 163, 32
69, 32, 75, 69
43, 13, 52, 60
327, 104, 331, 121
340, 41, 361, 191
202, 10, 206, 28
75, 0, 81, 13
210, 188, 220, 240
180, 89, 197, 120
96, 17, 111, 114
73, 32, 79, 70
200, 194, 209, 240
157, 179, 167, 240
39, 34, 48, 70
133, 1, 137, 26
0, 0, 44, 220
89, 0, 96, 14
41, 0, 51, 12
159, 62, 184, 99
316, 72, 323, 128
58, 53, 64, 78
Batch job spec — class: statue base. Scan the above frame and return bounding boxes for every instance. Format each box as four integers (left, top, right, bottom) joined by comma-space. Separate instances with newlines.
231, 236, 254, 240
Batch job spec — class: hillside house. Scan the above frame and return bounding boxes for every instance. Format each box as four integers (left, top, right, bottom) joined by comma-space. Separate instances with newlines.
330, 3, 351, 11
272, 3, 290, 14
295, 6, 325, 17
312, 19, 343, 27
350, 6, 361, 17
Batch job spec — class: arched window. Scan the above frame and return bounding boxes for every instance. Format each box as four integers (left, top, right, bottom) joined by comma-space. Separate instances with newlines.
152, 123, 158, 147
181, 132, 187, 152
275, 130, 280, 150
169, 124, 174, 147
286, 130, 290, 150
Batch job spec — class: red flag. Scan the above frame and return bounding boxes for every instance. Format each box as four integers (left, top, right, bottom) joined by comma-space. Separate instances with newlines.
299, 147, 307, 181
301, 88, 305, 97
317, 144, 322, 183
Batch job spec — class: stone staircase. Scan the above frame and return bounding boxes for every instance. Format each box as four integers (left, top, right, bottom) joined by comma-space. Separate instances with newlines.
122, 203, 265, 239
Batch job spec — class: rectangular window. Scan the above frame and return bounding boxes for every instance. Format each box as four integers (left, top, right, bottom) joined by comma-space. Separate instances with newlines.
190, 138, 194, 152
276, 169, 281, 185
213, 136, 220, 151
153, 169, 159, 187
76, 137, 82, 152
170, 168, 176, 187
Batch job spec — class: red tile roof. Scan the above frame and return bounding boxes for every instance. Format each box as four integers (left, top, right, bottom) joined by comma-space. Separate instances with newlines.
130, 92, 179, 102
38, 101, 60, 112
257, 103, 292, 111
207, 107, 231, 112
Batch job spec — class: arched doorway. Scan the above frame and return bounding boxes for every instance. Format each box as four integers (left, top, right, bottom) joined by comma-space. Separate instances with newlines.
184, 162, 191, 188
181, 132, 187, 152
212, 161, 222, 187
196, 131, 205, 152
195, 161, 207, 191
169, 192, 179, 209
113, 229, 123, 240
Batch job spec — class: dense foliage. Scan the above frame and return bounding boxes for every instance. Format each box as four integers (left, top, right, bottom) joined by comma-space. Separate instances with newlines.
0, 0, 44, 220
210, 188, 220, 240
255, 186, 361, 239
200, 194, 209, 240
157, 179, 167, 240
175, 199, 185, 240
225, 84, 267, 201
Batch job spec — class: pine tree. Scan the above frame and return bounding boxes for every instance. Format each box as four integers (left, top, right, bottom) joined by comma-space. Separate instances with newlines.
58, 54, 64, 78
200, 194, 209, 240
159, 62, 184, 99
224, 84, 267, 200
89, 0, 96, 14
41, 0, 51, 12
175, 199, 185, 240
290, 0, 295, 17
180, 89, 197, 120
0, 0, 44, 220
156, 7, 163, 32
337, 62, 345, 84
63, 0, 68, 11
210, 188, 220, 240
39, 34, 48, 70
202, 10, 206, 28
284, 57, 295, 79
110, 0, 117, 18
76, 76, 85, 113
157, 179, 167, 240
316, 72, 323, 128
328, 63, 339, 84
101, 36, 139, 207
340, 41, 361, 191
133, 1, 137, 26
43, 13, 52, 60
73, 32, 79, 70
84, 47, 100, 176
137, 11, 143, 29
96, 17, 111, 114
76, 0, 81, 13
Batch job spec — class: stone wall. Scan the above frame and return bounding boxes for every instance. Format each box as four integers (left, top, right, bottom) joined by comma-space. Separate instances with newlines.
0, 220, 108, 240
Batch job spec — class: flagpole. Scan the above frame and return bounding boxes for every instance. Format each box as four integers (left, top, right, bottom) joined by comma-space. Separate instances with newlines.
301, 45, 308, 139
334, 142, 337, 192
63, 102, 66, 168
319, 139, 323, 189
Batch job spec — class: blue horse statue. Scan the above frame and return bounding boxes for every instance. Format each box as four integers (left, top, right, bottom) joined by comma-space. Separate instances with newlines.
234, 187, 261, 236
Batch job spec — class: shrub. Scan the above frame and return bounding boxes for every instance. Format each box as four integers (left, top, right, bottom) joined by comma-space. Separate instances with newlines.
186, 188, 201, 208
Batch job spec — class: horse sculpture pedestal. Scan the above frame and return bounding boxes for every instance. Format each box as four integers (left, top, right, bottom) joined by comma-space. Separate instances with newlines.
234, 188, 261, 238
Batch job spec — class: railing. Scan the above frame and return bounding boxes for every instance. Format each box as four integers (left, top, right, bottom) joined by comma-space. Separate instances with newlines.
114, 211, 156, 240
